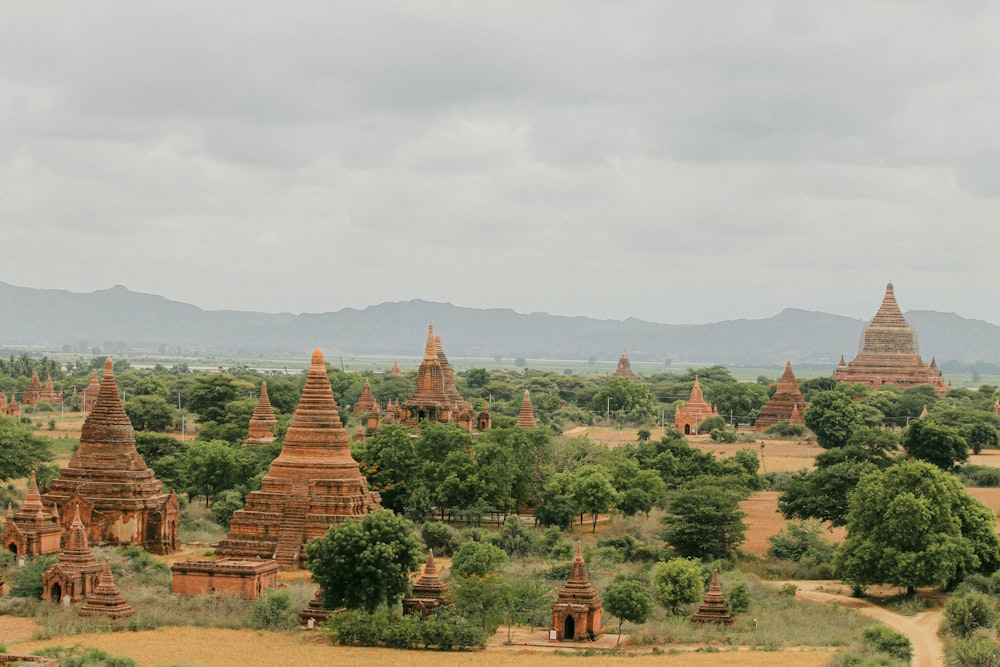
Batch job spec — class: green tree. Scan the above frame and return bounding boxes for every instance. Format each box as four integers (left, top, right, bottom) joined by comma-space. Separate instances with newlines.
604, 579, 654, 645
180, 440, 254, 505
835, 461, 1000, 593
304, 509, 423, 613
187, 374, 240, 423
943, 593, 996, 638
777, 461, 878, 527
451, 541, 508, 577
767, 519, 835, 563
570, 465, 620, 533
705, 382, 769, 424
124, 394, 175, 431
0, 416, 53, 481
660, 479, 747, 559
962, 422, 999, 455
652, 558, 704, 614
804, 391, 865, 449
591, 377, 654, 418
532, 471, 576, 529
902, 419, 969, 470
356, 424, 419, 514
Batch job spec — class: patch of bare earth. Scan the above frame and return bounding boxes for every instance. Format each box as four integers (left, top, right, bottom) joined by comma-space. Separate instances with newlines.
10, 626, 833, 667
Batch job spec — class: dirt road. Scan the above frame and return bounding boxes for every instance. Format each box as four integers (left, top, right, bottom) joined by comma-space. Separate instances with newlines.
784, 581, 944, 667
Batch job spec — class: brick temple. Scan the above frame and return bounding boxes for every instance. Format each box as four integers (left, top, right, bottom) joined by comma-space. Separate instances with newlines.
612, 349, 641, 382
389, 326, 475, 431
755, 361, 808, 431
402, 549, 450, 615
517, 390, 538, 428
22, 371, 62, 407
833, 283, 947, 395
551, 543, 603, 641
171, 558, 278, 599
0, 391, 21, 418
216, 348, 381, 569
0, 471, 62, 558
78, 557, 134, 619
674, 376, 719, 435
80, 371, 101, 413
42, 506, 102, 603
691, 570, 734, 625
243, 381, 278, 446
44, 358, 180, 554
353, 380, 377, 418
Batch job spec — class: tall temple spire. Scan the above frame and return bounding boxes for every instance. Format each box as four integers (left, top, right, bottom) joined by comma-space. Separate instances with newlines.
245, 381, 278, 445
517, 390, 538, 428
755, 361, 808, 432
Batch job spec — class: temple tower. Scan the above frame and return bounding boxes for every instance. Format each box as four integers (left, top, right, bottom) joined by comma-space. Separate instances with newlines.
216, 348, 381, 569
0, 471, 63, 558
79, 558, 134, 619
755, 361, 808, 431
691, 570, 735, 625
353, 380, 377, 418
833, 283, 946, 395
612, 349, 641, 382
42, 505, 102, 603
22, 371, 43, 407
403, 550, 450, 615
551, 543, 603, 641
673, 376, 719, 435
44, 359, 179, 554
244, 381, 278, 446
517, 391, 538, 428
81, 371, 101, 412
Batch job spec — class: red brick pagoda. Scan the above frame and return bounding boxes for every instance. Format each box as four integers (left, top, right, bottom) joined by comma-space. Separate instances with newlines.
353, 380, 377, 418
517, 390, 538, 429
691, 570, 734, 625
216, 348, 381, 569
674, 376, 719, 435
42, 505, 102, 603
0, 471, 62, 558
551, 543, 603, 641
81, 371, 101, 412
390, 361, 402, 376
244, 381, 278, 446
78, 557, 134, 619
755, 361, 808, 431
612, 349, 641, 382
398, 326, 473, 430
833, 283, 947, 396
403, 549, 450, 615
44, 359, 179, 554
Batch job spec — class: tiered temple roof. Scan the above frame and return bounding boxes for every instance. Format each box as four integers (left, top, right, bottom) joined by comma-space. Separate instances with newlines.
42, 505, 102, 602
0, 390, 20, 418
78, 558, 134, 619
44, 359, 179, 554
0, 471, 62, 558
755, 361, 808, 431
353, 380, 377, 418
81, 371, 101, 412
476, 402, 492, 431
390, 361, 402, 376
673, 376, 719, 435
403, 550, 450, 615
244, 381, 278, 446
612, 349, 641, 382
517, 391, 538, 428
691, 570, 735, 625
551, 543, 603, 641
833, 283, 946, 396
398, 326, 472, 430
22, 371, 43, 406
216, 348, 381, 569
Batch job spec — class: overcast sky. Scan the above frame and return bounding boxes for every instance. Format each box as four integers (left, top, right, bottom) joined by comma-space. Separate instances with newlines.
2, 2, 999, 326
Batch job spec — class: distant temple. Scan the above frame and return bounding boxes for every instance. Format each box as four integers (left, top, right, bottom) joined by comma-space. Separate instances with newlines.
402, 550, 450, 615
81, 371, 101, 412
551, 543, 603, 641
216, 348, 381, 569
353, 380, 377, 417
674, 376, 719, 435
833, 283, 947, 396
517, 390, 538, 428
612, 349, 641, 382
755, 361, 808, 431
0, 391, 21, 418
23, 371, 62, 407
42, 505, 102, 603
44, 359, 179, 554
389, 361, 402, 376
385, 326, 475, 431
244, 381, 278, 446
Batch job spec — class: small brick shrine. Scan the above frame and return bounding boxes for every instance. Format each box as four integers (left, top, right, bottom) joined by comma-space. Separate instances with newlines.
402, 550, 450, 615
551, 543, 603, 641
0, 471, 62, 558
244, 381, 278, 446
674, 376, 719, 435
691, 570, 734, 625
42, 505, 102, 604
612, 349, 641, 382
78, 557, 134, 619
171, 558, 279, 599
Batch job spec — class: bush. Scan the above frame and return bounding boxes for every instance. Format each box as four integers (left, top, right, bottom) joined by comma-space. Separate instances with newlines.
728, 581, 751, 613
944, 593, 997, 638
863, 626, 913, 662
698, 416, 727, 433
948, 635, 1000, 667
210, 489, 244, 529
323, 608, 486, 651
32, 645, 138, 667
421, 522, 460, 557
764, 421, 805, 438
451, 541, 507, 577
958, 465, 1000, 488
497, 516, 539, 557
710, 428, 738, 443
7, 554, 59, 598
251, 589, 297, 630
597, 534, 660, 562
767, 519, 835, 564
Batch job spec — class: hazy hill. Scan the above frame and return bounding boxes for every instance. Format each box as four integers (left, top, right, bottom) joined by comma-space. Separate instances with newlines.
2, 281, 999, 367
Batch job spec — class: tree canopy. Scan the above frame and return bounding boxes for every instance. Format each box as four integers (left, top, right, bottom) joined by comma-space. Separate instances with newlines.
0, 415, 53, 482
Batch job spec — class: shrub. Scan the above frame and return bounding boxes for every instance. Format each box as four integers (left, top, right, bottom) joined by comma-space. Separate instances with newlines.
421, 522, 460, 557
863, 625, 913, 662
944, 593, 997, 638
710, 428, 738, 443
778, 584, 798, 598
767, 519, 835, 564
764, 421, 805, 438
251, 589, 297, 630
32, 645, 138, 667
958, 465, 1000, 488
210, 489, 244, 529
948, 635, 1000, 667
497, 516, 540, 557
8, 554, 59, 598
451, 541, 507, 577
698, 416, 727, 433
728, 581, 751, 613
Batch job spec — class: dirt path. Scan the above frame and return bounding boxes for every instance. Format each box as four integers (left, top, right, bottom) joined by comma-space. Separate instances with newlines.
782, 581, 944, 667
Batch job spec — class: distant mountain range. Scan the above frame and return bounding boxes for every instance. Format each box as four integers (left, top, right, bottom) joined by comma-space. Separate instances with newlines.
1, 281, 999, 368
